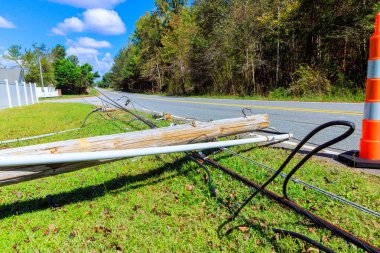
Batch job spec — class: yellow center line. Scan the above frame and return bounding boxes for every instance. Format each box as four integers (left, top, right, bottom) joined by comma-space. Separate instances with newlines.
136, 96, 363, 116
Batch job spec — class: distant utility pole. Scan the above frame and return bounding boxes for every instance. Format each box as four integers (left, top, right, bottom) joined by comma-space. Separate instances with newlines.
275, 3, 280, 89
38, 55, 45, 96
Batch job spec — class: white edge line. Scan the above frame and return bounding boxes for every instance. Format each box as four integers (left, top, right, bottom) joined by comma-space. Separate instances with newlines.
283, 141, 340, 155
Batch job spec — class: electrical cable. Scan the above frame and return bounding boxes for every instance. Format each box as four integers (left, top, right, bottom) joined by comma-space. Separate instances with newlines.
94, 92, 379, 252
197, 154, 380, 253
242, 107, 359, 153
0, 128, 81, 145
229, 121, 355, 221
97, 110, 128, 132
219, 147, 380, 219
187, 154, 216, 197
79, 98, 129, 132
194, 152, 336, 252
195, 121, 380, 253
0, 102, 123, 146
272, 228, 336, 253
95, 89, 218, 197
241, 107, 361, 131
116, 95, 139, 113
95, 89, 156, 129
81, 107, 103, 128
261, 127, 352, 153
80, 97, 141, 130
94, 95, 155, 130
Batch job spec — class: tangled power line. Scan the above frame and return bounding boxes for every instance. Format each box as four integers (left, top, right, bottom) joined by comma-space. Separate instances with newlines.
5, 90, 377, 252
92, 90, 379, 253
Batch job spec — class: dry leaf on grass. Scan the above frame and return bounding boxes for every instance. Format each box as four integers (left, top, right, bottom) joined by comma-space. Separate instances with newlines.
238, 226, 249, 232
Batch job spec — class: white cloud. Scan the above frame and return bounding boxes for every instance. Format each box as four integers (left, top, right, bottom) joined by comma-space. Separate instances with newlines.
66, 47, 113, 75
52, 17, 84, 35
0, 16, 16, 29
66, 46, 100, 56
52, 9, 125, 36
48, 0, 125, 9
83, 9, 126, 35
96, 52, 114, 74
67, 37, 112, 49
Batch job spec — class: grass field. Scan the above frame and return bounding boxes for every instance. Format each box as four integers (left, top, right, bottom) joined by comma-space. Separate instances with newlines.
187, 93, 365, 103
40, 88, 99, 101
124, 88, 365, 103
0, 103, 378, 252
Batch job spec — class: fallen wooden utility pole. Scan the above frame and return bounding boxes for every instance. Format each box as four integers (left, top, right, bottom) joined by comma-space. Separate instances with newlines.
0, 115, 270, 187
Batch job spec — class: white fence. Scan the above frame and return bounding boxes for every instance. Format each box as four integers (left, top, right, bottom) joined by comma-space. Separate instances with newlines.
0, 79, 38, 109
36, 87, 60, 98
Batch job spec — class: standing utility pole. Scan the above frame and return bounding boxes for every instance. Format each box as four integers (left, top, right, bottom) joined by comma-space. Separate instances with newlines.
275, 3, 280, 89
38, 55, 45, 96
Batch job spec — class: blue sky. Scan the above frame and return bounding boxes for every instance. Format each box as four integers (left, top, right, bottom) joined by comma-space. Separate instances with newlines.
0, 0, 157, 75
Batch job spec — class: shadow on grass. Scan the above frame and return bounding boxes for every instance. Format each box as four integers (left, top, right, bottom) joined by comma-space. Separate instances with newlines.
0, 157, 190, 220
219, 216, 315, 252
0, 150, 311, 251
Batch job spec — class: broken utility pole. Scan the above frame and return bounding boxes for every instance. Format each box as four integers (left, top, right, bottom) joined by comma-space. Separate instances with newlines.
0, 115, 270, 187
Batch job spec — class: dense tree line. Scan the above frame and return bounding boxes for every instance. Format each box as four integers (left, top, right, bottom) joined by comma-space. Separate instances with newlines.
3, 44, 99, 94
105, 0, 380, 97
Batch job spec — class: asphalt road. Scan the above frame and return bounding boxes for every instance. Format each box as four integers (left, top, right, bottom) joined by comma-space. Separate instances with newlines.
62, 89, 363, 152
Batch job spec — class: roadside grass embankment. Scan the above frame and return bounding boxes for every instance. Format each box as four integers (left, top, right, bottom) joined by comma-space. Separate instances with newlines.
127, 87, 365, 103
0, 103, 378, 252
188, 92, 365, 103
39, 88, 99, 101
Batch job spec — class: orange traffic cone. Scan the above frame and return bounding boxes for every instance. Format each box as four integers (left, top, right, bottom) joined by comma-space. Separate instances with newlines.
339, 13, 380, 168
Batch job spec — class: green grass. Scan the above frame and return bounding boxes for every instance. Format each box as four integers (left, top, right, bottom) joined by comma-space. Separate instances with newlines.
187, 93, 365, 103
40, 88, 99, 101
0, 103, 378, 252
168, 93, 365, 103
134, 87, 365, 103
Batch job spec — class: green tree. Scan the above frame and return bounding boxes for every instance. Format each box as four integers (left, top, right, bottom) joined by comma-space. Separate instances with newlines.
51, 45, 66, 61
134, 13, 164, 92
4, 44, 56, 86
156, 0, 187, 15
110, 47, 128, 90
53, 58, 81, 94
80, 63, 99, 88
25, 55, 56, 85
97, 72, 113, 88
54, 59, 99, 94
161, 8, 195, 94
67, 55, 79, 65
108, 0, 380, 97
3, 45, 26, 69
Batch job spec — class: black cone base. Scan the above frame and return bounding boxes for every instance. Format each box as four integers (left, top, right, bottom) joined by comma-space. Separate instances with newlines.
338, 150, 380, 169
